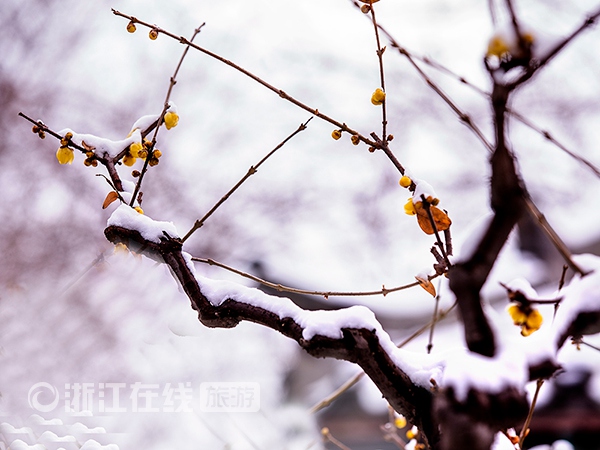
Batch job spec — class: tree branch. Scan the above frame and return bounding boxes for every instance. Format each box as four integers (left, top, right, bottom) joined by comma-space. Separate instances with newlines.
103, 224, 441, 449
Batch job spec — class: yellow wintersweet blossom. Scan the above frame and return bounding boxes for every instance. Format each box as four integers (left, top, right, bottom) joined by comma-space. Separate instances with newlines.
56, 146, 74, 165
507, 303, 527, 325
331, 129, 342, 140
371, 88, 386, 105
487, 36, 510, 58
129, 141, 143, 158
507, 303, 543, 336
164, 111, 179, 130
122, 154, 137, 167
404, 198, 416, 215
134, 206, 144, 214
394, 415, 407, 429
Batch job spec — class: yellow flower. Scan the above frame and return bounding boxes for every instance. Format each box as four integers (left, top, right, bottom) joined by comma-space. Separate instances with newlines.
487, 35, 510, 58
507, 303, 527, 325
331, 129, 342, 140
371, 88, 386, 105
351, 135, 360, 145
164, 111, 179, 130
56, 146, 74, 165
134, 206, 144, 214
153, 149, 162, 159
123, 154, 137, 166
399, 176, 412, 188
526, 308, 543, 330
114, 242, 129, 254
394, 415, 407, 429
404, 198, 416, 215
149, 28, 159, 40
507, 303, 543, 336
129, 142, 143, 158
406, 426, 419, 440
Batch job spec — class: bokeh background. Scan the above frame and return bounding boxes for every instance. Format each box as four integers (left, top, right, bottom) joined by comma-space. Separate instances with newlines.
2, 0, 600, 448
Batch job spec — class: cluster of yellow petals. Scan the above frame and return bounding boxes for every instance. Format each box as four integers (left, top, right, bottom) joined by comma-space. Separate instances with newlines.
164, 111, 179, 130
371, 88, 386, 106
507, 303, 543, 336
486, 32, 535, 59
56, 146, 74, 165
123, 140, 163, 167
331, 129, 342, 140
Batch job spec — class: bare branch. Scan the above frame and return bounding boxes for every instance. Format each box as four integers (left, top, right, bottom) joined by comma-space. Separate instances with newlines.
181, 118, 312, 243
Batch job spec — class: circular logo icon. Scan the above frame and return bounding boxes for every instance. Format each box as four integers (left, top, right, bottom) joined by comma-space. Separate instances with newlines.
28, 382, 59, 413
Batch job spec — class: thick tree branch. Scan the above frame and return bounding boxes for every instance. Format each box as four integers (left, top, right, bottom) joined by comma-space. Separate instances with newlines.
103, 224, 440, 449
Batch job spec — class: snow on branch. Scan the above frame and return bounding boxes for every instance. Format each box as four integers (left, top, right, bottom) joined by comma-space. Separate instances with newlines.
103, 204, 600, 450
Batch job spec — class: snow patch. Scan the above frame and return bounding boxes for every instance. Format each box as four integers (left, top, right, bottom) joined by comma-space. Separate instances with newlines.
107, 204, 179, 243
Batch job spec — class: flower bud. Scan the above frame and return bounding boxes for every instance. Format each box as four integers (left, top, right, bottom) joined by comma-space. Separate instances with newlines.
127, 21, 137, 33
371, 88, 386, 106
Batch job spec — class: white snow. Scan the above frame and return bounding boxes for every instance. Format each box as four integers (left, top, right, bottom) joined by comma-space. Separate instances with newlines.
440, 346, 527, 401
130, 114, 160, 133
505, 277, 539, 299
412, 179, 438, 203
195, 271, 444, 388
79, 440, 120, 450
57, 128, 141, 159
551, 254, 600, 343
107, 204, 179, 243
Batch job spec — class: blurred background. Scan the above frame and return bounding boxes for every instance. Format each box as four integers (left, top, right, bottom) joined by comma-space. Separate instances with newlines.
2, 0, 600, 448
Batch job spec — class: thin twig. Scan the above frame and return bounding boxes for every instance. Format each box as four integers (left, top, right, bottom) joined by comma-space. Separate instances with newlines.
310, 372, 365, 413
321, 428, 353, 450
112, 9, 380, 150
368, 1, 389, 144
420, 195, 451, 267
181, 118, 312, 243
513, 5, 600, 88
396, 301, 457, 348
523, 196, 587, 276
519, 378, 544, 448
367, 21, 494, 153
580, 339, 600, 352
130, 23, 205, 206
191, 256, 433, 298
427, 280, 442, 354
